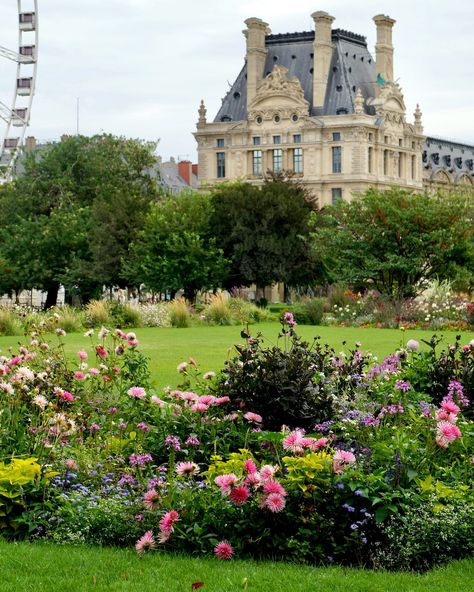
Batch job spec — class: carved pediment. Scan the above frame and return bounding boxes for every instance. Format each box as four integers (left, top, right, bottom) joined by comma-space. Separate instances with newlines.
248, 64, 310, 120
367, 82, 406, 123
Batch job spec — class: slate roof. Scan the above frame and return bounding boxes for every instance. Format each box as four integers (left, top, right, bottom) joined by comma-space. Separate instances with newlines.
423, 137, 474, 179
214, 29, 377, 122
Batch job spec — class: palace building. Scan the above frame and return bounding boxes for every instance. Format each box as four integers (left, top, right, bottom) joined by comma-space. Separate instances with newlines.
194, 11, 474, 205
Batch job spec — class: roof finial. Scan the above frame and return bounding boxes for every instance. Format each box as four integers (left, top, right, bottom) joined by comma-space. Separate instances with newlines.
354, 88, 365, 114
198, 100, 207, 125
414, 103, 423, 133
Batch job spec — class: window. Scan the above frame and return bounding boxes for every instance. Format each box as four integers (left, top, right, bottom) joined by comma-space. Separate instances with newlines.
398, 153, 403, 177
368, 147, 373, 173
20, 13, 34, 23
293, 134, 301, 144
274, 115, 281, 123
332, 132, 341, 141
332, 146, 342, 173
332, 188, 342, 205
384, 135, 389, 144
252, 150, 262, 176
293, 148, 303, 173
216, 138, 224, 147
216, 152, 225, 178
368, 132, 373, 142
411, 155, 416, 179
399, 138, 403, 147
253, 136, 261, 146
383, 150, 389, 175
412, 141, 416, 150
273, 135, 281, 145
273, 149, 282, 172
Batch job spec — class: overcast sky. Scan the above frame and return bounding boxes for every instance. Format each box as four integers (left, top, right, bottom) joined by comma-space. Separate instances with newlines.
0, 0, 473, 161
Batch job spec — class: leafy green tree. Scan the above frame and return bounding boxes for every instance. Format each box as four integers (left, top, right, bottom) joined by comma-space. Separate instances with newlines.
123, 191, 227, 301
313, 188, 474, 297
0, 134, 158, 306
209, 178, 321, 295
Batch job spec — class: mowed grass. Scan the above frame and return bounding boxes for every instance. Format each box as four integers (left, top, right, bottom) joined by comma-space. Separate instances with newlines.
0, 541, 473, 592
0, 323, 473, 391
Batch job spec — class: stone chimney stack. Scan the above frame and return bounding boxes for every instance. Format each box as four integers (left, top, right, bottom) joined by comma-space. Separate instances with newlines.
25, 136, 37, 151
373, 14, 396, 86
244, 17, 268, 110
311, 11, 335, 110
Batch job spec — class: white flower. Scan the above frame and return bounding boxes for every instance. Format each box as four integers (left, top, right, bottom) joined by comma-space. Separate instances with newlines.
98, 327, 109, 340
33, 394, 48, 409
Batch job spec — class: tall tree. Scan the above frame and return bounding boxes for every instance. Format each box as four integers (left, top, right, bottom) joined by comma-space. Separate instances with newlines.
209, 178, 321, 294
123, 191, 227, 301
312, 188, 474, 297
0, 134, 158, 306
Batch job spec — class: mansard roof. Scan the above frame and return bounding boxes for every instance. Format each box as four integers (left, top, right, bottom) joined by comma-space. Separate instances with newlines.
423, 136, 474, 180
214, 28, 377, 122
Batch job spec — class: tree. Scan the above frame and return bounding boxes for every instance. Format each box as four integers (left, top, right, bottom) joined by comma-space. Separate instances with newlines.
312, 188, 474, 297
0, 134, 158, 306
123, 191, 227, 301
209, 177, 321, 295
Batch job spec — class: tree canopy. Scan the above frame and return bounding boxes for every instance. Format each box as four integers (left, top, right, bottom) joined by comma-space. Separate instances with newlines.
312, 188, 474, 297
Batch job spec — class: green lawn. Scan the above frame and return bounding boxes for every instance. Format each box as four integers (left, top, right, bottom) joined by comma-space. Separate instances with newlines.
0, 541, 472, 592
0, 323, 473, 391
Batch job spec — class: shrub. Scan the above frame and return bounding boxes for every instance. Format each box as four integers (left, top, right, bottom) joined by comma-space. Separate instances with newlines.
374, 497, 474, 571
228, 297, 275, 324
169, 298, 191, 328
0, 307, 21, 335
291, 299, 325, 325
109, 303, 142, 328
204, 293, 233, 326
138, 303, 171, 327
85, 300, 111, 326
327, 284, 351, 308
53, 305, 83, 333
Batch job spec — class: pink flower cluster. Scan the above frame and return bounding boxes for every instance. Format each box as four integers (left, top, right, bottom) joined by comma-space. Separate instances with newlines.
158, 510, 179, 543
282, 429, 328, 454
435, 396, 463, 448
171, 390, 230, 413
214, 459, 287, 513
332, 449, 356, 474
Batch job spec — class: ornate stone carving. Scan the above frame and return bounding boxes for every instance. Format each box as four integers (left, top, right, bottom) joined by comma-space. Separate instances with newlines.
247, 64, 310, 121
198, 100, 207, 125
366, 82, 406, 123
354, 88, 365, 115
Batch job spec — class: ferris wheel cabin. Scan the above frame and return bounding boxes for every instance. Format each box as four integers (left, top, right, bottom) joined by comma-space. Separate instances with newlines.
19, 45, 36, 64
12, 108, 28, 126
17, 77, 33, 96
19, 12, 36, 32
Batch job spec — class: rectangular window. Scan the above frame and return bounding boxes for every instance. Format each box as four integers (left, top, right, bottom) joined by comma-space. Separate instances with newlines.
216, 152, 225, 178
331, 188, 342, 205
398, 152, 403, 177
383, 150, 389, 175
252, 150, 262, 176
273, 135, 281, 145
216, 138, 224, 147
273, 149, 282, 172
332, 132, 341, 141
368, 147, 373, 173
332, 146, 342, 173
368, 132, 373, 142
253, 136, 261, 146
411, 155, 416, 179
293, 134, 301, 144
293, 148, 303, 173
399, 138, 403, 147
384, 135, 389, 144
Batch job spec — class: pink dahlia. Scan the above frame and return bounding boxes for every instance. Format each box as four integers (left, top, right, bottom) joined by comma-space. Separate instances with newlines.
406, 339, 420, 351
135, 530, 155, 553
77, 350, 88, 360
435, 409, 458, 424
244, 472, 262, 487
214, 541, 234, 560
283, 429, 306, 454
333, 450, 356, 474
243, 459, 257, 474
159, 510, 179, 533
264, 493, 286, 513
260, 465, 277, 481
143, 489, 161, 511
308, 437, 328, 449
176, 461, 200, 477
263, 480, 287, 497
127, 386, 146, 399
215, 473, 238, 495
244, 412, 263, 423
436, 421, 462, 447
440, 399, 460, 415
229, 485, 250, 505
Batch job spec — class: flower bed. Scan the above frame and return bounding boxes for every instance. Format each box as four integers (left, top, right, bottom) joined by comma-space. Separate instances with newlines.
0, 318, 472, 570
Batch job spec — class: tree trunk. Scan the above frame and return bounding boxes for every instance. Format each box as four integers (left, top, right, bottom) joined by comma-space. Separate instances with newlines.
183, 286, 197, 303
43, 282, 60, 310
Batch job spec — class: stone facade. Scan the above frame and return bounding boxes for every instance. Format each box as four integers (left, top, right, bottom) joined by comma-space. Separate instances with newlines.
194, 11, 474, 205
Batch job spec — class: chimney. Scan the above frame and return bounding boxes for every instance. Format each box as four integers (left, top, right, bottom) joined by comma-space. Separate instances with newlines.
311, 11, 335, 110
373, 14, 396, 87
192, 163, 198, 178
25, 136, 37, 151
244, 17, 269, 109
178, 160, 192, 185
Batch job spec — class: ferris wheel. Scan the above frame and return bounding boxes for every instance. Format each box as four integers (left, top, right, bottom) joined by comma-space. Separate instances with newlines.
0, 0, 38, 182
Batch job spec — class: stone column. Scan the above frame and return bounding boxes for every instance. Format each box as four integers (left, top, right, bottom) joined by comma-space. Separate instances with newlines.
311, 11, 335, 110
373, 14, 396, 87
244, 18, 269, 110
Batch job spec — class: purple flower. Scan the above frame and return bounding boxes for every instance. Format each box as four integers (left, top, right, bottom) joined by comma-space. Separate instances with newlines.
419, 401, 433, 418
350, 523, 358, 530
129, 453, 153, 467
185, 436, 200, 446
89, 423, 100, 433
394, 380, 411, 392
342, 503, 355, 512
137, 422, 150, 432
165, 435, 181, 451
